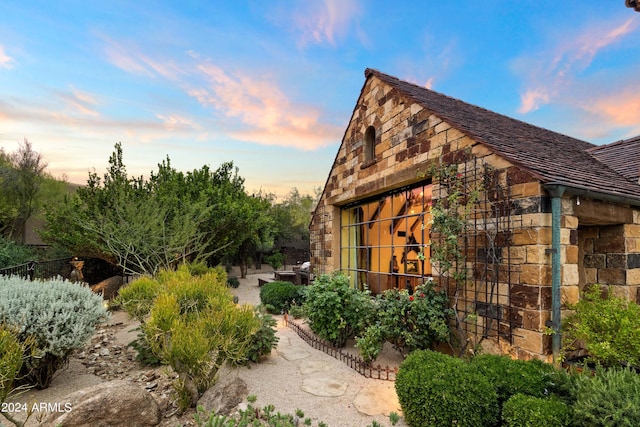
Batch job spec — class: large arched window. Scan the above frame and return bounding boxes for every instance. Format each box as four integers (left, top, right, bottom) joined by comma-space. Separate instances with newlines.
364, 126, 376, 163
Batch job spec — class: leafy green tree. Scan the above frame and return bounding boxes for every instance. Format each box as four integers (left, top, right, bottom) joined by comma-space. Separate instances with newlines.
0, 140, 48, 242
42, 143, 276, 277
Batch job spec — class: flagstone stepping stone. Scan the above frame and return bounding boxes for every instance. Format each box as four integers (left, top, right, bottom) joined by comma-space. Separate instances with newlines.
353, 383, 402, 416
301, 377, 348, 397
298, 360, 334, 374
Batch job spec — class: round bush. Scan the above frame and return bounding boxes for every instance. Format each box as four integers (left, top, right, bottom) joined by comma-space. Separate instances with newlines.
259, 281, 303, 314
0, 276, 109, 388
471, 354, 575, 404
226, 276, 240, 288
396, 350, 499, 427
502, 394, 571, 427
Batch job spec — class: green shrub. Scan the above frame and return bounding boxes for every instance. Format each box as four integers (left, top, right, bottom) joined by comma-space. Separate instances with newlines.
187, 260, 211, 276
241, 310, 279, 364
562, 285, 640, 367
0, 276, 109, 389
0, 325, 24, 401
395, 350, 499, 427
139, 268, 260, 409
0, 236, 37, 269
265, 252, 285, 270
115, 276, 161, 321
572, 367, 640, 426
260, 281, 303, 314
502, 394, 571, 427
227, 276, 240, 288
287, 304, 305, 319
471, 354, 575, 405
304, 272, 374, 347
357, 281, 452, 362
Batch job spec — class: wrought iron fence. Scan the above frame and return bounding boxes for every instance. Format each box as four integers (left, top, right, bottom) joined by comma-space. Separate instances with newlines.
0, 258, 72, 281
285, 316, 398, 381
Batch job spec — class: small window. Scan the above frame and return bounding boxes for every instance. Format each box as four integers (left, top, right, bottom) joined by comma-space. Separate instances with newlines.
364, 126, 376, 163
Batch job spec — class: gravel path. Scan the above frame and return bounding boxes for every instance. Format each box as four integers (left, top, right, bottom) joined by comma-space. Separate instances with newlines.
6, 267, 408, 427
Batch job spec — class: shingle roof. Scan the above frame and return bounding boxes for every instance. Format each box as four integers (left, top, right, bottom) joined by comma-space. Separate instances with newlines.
588, 136, 640, 184
366, 68, 640, 202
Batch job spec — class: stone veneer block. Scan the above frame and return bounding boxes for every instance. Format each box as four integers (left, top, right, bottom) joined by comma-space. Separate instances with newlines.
562, 264, 579, 286
526, 245, 549, 264
520, 264, 552, 286
561, 215, 579, 229
627, 268, 640, 285
584, 268, 597, 284
598, 268, 626, 286
624, 224, 640, 238
513, 328, 547, 355
564, 245, 578, 264
561, 285, 580, 307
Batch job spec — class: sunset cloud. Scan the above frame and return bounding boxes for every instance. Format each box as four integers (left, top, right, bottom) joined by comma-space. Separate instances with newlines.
516, 18, 638, 114
189, 63, 342, 150
0, 44, 15, 69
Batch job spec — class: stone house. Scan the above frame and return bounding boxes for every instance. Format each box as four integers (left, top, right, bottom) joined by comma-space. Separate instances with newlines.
310, 68, 640, 361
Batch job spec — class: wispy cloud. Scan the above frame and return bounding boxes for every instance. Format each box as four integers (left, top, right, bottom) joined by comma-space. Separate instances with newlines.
515, 17, 638, 114
271, 0, 363, 47
0, 44, 15, 69
101, 36, 184, 80
55, 86, 100, 117
190, 63, 341, 150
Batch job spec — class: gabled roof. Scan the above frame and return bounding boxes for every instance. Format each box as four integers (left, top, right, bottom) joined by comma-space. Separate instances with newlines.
588, 136, 640, 184
366, 68, 640, 203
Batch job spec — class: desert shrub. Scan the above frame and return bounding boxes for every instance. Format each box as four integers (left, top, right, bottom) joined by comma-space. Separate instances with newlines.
304, 272, 375, 347
0, 276, 108, 388
562, 285, 640, 368
502, 394, 571, 427
395, 350, 499, 427
140, 269, 261, 409
227, 276, 240, 288
116, 276, 161, 321
187, 260, 210, 276
0, 325, 24, 401
471, 354, 575, 405
357, 281, 451, 362
259, 281, 303, 314
572, 366, 640, 426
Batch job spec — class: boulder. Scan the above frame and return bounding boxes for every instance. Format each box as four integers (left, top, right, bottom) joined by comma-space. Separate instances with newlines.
91, 275, 124, 300
197, 377, 248, 416
42, 379, 161, 427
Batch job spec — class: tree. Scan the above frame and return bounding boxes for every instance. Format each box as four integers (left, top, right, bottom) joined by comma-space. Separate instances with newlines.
42, 143, 270, 276
0, 140, 47, 242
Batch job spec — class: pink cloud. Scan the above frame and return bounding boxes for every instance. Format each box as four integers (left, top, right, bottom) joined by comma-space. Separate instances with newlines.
278, 0, 362, 47
0, 44, 15, 69
516, 17, 638, 113
189, 63, 342, 150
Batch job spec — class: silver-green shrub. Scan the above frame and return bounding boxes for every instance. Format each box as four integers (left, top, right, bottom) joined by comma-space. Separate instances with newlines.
0, 275, 109, 388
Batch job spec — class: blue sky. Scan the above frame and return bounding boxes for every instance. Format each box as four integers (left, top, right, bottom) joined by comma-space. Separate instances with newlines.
1, 1, 639, 197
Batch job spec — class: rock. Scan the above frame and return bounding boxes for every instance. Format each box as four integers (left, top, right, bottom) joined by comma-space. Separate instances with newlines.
42, 379, 161, 427
91, 275, 124, 299
197, 377, 248, 416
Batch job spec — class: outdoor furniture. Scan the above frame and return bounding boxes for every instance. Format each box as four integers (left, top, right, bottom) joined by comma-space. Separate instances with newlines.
274, 271, 297, 285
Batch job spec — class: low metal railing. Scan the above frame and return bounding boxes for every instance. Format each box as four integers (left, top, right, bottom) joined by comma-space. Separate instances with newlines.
285, 316, 399, 381
0, 258, 71, 281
